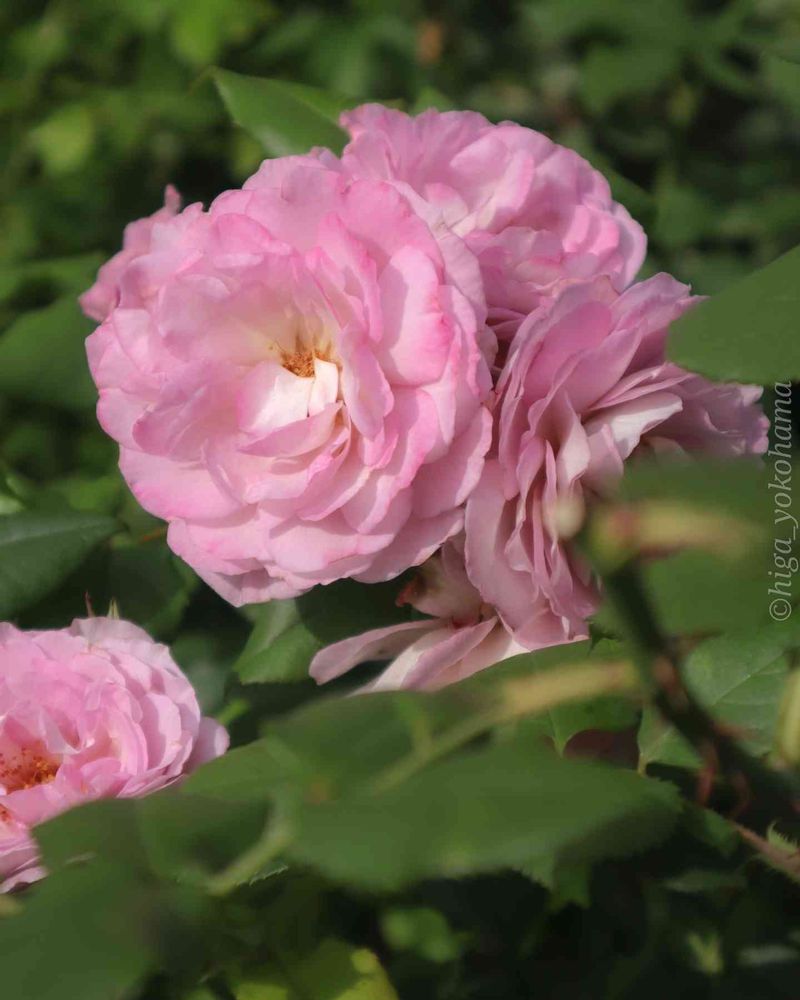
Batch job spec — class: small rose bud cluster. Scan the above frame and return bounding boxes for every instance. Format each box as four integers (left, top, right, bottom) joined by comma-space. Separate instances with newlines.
82, 106, 768, 691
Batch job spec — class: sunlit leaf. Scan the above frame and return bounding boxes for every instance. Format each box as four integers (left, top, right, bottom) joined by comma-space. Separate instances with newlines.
213, 69, 350, 156
234, 939, 398, 1000
667, 243, 800, 383
639, 623, 797, 768
289, 740, 679, 889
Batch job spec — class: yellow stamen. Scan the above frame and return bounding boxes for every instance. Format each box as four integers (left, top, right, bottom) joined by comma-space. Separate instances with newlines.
281, 349, 316, 378
0, 747, 59, 793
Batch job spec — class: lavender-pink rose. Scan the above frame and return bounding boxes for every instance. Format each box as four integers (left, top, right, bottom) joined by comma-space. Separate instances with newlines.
310, 537, 524, 691
338, 105, 647, 342
312, 274, 768, 690
84, 159, 492, 604
465, 274, 769, 649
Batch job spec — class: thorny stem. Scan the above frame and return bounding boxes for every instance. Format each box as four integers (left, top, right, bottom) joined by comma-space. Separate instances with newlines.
600, 559, 800, 826
734, 822, 800, 884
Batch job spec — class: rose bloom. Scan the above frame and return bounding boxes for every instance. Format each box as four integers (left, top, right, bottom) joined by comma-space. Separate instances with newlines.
310, 537, 524, 690
84, 159, 492, 604
80, 186, 181, 323
465, 274, 769, 649
312, 273, 768, 690
338, 105, 646, 342
0, 617, 227, 892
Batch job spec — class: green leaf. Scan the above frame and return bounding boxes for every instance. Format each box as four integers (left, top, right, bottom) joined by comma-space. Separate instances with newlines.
188, 692, 429, 804
193, 642, 638, 806
581, 44, 679, 115
380, 907, 463, 963
0, 253, 103, 307
49, 472, 123, 515
614, 457, 768, 522
642, 550, 769, 635
506, 641, 637, 753
681, 803, 738, 856
639, 625, 793, 768
36, 789, 269, 886
522, 855, 593, 909
192, 648, 647, 892
193, 641, 639, 823
170, 0, 267, 67
29, 103, 95, 175
235, 599, 320, 683
662, 868, 746, 894
0, 296, 97, 410
0, 861, 156, 1000
526, 693, 637, 754
107, 539, 196, 636
236, 578, 415, 684
410, 86, 455, 113
667, 243, 800, 383
35, 799, 150, 874
289, 741, 679, 890
234, 939, 398, 1000
137, 789, 270, 882
604, 167, 654, 229
0, 509, 116, 617
654, 180, 716, 250
595, 459, 772, 634
764, 54, 800, 116
213, 69, 350, 156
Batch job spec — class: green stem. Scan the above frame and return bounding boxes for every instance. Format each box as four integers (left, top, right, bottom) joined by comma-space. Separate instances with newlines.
372, 659, 638, 793
601, 560, 800, 824
206, 815, 291, 897
206, 660, 638, 891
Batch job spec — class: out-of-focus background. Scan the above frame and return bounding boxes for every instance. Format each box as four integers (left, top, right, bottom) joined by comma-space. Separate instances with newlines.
3, 0, 800, 285
3, 0, 799, 495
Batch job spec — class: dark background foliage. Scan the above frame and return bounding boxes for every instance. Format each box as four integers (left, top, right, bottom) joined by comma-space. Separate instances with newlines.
1, 2, 800, 998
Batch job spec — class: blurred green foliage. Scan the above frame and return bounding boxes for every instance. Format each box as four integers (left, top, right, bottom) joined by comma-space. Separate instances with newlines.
2, 0, 799, 487
2, 0, 799, 286
1, 0, 797, 487
2, 2, 800, 998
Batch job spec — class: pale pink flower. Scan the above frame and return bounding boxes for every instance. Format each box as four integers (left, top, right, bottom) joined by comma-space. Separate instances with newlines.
0, 617, 227, 892
85, 159, 492, 603
465, 274, 769, 649
339, 105, 646, 342
310, 538, 525, 691
80, 186, 182, 322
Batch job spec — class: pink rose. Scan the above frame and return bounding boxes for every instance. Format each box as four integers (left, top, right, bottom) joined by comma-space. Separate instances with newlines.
85, 159, 492, 603
0, 617, 227, 892
465, 274, 769, 649
339, 106, 646, 342
80, 186, 182, 322
310, 538, 524, 691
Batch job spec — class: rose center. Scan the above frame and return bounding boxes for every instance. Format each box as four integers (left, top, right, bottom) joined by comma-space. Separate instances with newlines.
0, 745, 60, 793
281, 348, 317, 378
280, 336, 340, 380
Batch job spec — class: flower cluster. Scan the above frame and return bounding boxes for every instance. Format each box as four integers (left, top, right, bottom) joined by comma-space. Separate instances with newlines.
83, 106, 768, 690
0, 617, 227, 891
